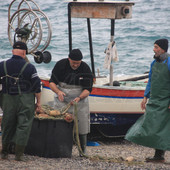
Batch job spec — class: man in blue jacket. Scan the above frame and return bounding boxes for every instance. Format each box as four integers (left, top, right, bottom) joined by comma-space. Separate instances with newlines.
125, 39, 170, 163
0, 41, 41, 161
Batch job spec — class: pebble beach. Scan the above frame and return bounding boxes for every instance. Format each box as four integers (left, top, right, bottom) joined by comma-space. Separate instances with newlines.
0, 136, 170, 170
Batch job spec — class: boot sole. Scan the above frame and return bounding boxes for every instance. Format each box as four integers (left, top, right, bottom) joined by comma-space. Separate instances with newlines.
145, 159, 165, 163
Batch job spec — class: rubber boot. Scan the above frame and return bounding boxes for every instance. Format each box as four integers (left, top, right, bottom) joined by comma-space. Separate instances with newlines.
79, 134, 87, 157
15, 145, 27, 161
8, 142, 15, 154
1, 144, 9, 159
146, 149, 165, 163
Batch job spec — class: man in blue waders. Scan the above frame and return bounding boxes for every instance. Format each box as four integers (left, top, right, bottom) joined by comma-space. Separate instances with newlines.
49, 49, 93, 156
0, 41, 41, 161
125, 39, 170, 163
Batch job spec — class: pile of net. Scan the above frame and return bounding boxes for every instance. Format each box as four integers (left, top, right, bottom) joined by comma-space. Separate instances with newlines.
35, 103, 74, 123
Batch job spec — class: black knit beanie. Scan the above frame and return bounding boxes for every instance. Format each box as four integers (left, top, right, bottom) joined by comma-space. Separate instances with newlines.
69, 49, 83, 61
154, 39, 168, 52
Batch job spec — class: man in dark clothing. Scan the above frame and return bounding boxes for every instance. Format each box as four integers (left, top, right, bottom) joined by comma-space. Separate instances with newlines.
49, 49, 93, 156
0, 41, 41, 161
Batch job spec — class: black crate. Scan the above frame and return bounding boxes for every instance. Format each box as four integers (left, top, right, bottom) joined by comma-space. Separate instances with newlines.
25, 118, 73, 158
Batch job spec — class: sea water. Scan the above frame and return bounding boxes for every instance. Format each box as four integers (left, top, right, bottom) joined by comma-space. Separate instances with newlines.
0, 0, 170, 79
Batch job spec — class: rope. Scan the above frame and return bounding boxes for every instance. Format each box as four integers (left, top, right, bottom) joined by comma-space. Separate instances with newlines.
73, 102, 88, 158
60, 102, 71, 114
73, 102, 145, 165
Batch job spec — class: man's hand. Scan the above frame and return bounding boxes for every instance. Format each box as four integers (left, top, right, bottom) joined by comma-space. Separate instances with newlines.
57, 90, 66, 102
49, 82, 66, 102
35, 102, 42, 113
71, 97, 81, 105
35, 92, 41, 111
141, 97, 147, 110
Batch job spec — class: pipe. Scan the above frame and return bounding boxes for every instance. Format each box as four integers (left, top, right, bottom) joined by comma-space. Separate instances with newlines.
68, 3, 72, 52
109, 19, 115, 86
87, 18, 95, 77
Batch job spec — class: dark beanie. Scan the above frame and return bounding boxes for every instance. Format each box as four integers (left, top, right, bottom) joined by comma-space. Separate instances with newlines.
69, 49, 83, 61
154, 39, 168, 52
13, 41, 28, 54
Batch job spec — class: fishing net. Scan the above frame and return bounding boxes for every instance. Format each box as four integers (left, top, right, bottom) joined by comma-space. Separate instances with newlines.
35, 103, 74, 123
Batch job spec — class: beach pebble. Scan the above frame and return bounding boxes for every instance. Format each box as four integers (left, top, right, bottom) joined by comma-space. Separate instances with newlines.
0, 137, 170, 169
125, 156, 134, 162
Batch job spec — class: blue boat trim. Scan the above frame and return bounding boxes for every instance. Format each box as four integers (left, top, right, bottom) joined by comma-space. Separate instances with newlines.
90, 94, 143, 99
43, 86, 51, 89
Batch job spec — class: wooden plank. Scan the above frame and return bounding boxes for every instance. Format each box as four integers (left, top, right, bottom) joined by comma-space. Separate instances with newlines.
69, 2, 134, 19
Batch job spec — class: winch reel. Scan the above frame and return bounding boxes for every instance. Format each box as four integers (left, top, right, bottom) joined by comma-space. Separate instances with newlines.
8, 0, 52, 64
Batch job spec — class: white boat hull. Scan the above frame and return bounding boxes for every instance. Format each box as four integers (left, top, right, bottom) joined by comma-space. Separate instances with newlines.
40, 76, 146, 137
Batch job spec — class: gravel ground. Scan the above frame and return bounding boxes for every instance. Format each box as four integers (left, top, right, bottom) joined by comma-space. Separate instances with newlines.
0, 136, 170, 170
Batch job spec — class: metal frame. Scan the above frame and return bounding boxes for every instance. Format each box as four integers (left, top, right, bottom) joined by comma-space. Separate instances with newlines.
67, 1, 134, 77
